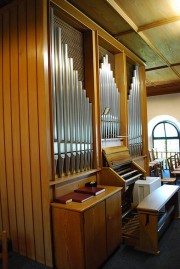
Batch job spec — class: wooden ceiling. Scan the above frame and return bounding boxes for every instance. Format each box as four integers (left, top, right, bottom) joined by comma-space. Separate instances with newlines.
67, 0, 180, 97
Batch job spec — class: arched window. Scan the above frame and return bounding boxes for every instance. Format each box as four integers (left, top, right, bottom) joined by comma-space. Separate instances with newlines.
152, 121, 180, 156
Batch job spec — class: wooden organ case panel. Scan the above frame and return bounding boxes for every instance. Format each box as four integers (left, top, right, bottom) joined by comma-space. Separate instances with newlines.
106, 191, 122, 256
51, 186, 122, 269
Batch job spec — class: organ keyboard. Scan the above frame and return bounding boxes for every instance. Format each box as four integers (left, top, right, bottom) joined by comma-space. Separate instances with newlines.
100, 146, 146, 215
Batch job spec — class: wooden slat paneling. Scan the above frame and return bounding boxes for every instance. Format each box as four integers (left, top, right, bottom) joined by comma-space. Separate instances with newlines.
27, 0, 45, 263
0, 0, 52, 266
3, 9, 18, 250
18, 0, 35, 259
10, 5, 26, 254
0, 12, 10, 235
35, 0, 52, 265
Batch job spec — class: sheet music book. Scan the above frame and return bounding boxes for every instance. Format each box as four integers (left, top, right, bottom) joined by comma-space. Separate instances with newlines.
54, 193, 73, 204
75, 186, 105, 196
55, 192, 93, 204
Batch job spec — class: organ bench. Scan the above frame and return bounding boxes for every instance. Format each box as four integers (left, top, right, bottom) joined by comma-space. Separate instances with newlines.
123, 185, 180, 255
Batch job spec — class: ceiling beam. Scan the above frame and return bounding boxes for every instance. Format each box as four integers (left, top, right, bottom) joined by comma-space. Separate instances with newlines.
114, 16, 180, 37
147, 84, 180, 97
106, 0, 138, 32
146, 63, 180, 72
138, 16, 180, 32
107, 0, 180, 79
147, 79, 180, 86
114, 29, 134, 37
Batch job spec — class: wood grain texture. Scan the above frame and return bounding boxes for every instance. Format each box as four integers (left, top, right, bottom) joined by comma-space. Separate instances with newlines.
139, 66, 148, 173
137, 185, 180, 254
27, 0, 45, 263
84, 30, 101, 169
0, 0, 150, 267
3, 9, 18, 250
115, 53, 128, 146
84, 201, 106, 269
51, 186, 122, 269
106, 191, 122, 256
52, 208, 84, 269
0, 13, 10, 235
54, 175, 97, 198
10, 4, 26, 255
144, 21, 180, 64
115, 0, 180, 26
138, 213, 159, 254
0, 0, 52, 265
35, 0, 53, 265
18, 0, 35, 259
137, 185, 179, 212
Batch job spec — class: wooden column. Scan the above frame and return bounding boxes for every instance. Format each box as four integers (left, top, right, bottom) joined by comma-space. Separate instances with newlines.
115, 52, 128, 146
84, 30, 102, 169
139, 65, 149, 174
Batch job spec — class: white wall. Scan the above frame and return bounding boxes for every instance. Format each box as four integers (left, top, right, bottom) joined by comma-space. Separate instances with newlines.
147, 93, 180, 149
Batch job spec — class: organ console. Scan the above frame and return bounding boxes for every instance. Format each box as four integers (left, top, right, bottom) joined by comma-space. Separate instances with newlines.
100, 145, 146, 215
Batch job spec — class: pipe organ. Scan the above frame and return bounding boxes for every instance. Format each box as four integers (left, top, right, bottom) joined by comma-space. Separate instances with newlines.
51, 9, 93, 178
128, 66, 142, 158
99, 55, 120, 139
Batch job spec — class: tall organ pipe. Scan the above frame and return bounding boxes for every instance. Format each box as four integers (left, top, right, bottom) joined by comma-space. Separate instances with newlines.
99, 55, 120, 139
51, 8, 93, 178
128, 66, 142, 157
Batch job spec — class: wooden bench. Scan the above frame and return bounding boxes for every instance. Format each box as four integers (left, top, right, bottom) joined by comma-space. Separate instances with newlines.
136, 185, 180, 254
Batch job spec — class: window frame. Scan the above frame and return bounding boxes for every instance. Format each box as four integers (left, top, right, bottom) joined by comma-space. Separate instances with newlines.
152, 120, 180, 152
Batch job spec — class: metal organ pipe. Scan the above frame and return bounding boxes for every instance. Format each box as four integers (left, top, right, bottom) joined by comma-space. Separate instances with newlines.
51, 8, 93, 178
99, 55, 120, 139
128, 66, 142, 157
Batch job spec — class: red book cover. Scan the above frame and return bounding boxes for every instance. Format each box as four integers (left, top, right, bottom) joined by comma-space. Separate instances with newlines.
71, 192, 93, 203
74, 186, 105, 196
54, 193, 73, 204
55, 192, 93, 204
